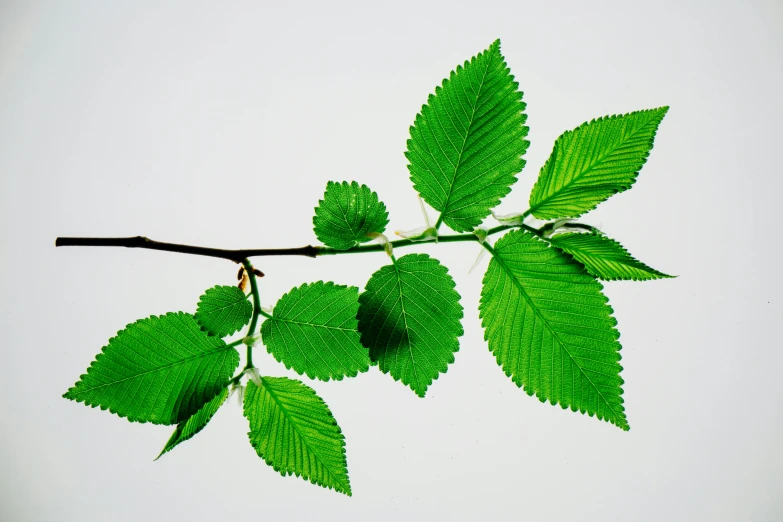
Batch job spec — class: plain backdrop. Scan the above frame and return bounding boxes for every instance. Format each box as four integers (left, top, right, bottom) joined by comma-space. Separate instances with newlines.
1, 1, 781, 521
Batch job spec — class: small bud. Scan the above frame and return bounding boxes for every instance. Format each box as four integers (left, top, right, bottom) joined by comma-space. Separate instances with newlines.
238, 272, 249, 292
243, 334, 262, 346
473, 227, 488, 244
491, 210, 525, 226
237, 266, 245, 281
416, 194, 433, 228
395, 226, 437, 242
230, 383, 245, 406
252, 268, 264, 278
468, 247, 487, 274
244, 367, 262, 387
366, 232, 393, 257
543, 219, 572, 237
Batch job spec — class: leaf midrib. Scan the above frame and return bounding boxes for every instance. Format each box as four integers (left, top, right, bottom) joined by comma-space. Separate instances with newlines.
258, 379, 349, 493
530, 109, 664, 215
68, 344, 233, 395
436, 52, 493, 227
489, 242, 624, 425
392, 259, 419, 393
270, 315, 357, 333
552, 234, 667, 278
200, 296, 247, 314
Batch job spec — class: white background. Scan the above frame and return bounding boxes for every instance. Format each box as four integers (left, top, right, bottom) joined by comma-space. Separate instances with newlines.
1, 1, 781, 520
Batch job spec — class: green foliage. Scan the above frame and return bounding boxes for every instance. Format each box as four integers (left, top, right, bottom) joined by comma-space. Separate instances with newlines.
548, 231, 673, 281
406, 39, 529, 232
195, 285, 253, 337
357, 254, 463, 397
529, 107, 669, 220
261, 281, 370, 380
156, 387, 228, 460
244, 377, 351, 496
313, 181, 389, 250
60, 39, 674, 496
63, 312, 239, 425
480, 231, 627, 429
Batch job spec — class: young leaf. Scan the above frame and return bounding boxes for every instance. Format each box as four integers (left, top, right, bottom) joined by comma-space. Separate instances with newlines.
480, 231, 628, 430
548, 231, 673, 281
63, 312, 240, 425
357, 253, 463, 397
244, 377, 351, 496
261, 281, 370, 381
528, 107, 669, 220
156, 387, 229, 460
313, 181, 390, 250
406, 39, 529, 232
195, 285, 253, 337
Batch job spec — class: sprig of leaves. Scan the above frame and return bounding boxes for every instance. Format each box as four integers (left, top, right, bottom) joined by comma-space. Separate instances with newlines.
61, 39, 672, 497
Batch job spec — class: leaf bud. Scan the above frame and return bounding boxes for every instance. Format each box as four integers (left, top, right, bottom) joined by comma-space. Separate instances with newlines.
366, 232, 393, 257
244, 367, 262, 387
395, 226, 437, 242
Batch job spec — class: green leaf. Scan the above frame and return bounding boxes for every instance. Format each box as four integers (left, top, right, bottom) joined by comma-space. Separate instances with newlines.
548, 231, 674, 281
357, 253, 463, 397
195, 285, 253, 337
261, 281, 370, 381
156, 387, 228, 460
63, 312, 240, 425
406, 39, 529, 232
480, 230, 628, 430
244, 377, 351, 496
528, 107, 669, 220
313, 181, 390, 250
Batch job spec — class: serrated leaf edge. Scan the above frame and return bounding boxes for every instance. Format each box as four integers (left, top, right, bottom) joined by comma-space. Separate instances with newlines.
529, 106, 669, 220
548, 231, 675, 281
62, 311, 238, 425
262, 281, 368, 382
313, 180, 390, 250
195, 285, 253, 337
155, 386, 229, 460
357, 253, 464, 397
244, 378, 352, 496
482, 233, 629, 430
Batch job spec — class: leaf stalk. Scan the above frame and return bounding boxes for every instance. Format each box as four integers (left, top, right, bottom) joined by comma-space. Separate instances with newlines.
242, 259, 262, 372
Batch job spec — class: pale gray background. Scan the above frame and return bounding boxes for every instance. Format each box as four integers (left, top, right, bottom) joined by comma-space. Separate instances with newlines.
1, 1, 781, 520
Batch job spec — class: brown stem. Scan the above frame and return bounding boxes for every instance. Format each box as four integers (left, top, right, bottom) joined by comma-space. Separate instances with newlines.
55, 236, 318, 262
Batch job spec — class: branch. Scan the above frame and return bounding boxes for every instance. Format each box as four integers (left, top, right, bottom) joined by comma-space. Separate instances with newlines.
54, 225, 540, 263
55, 236, 318, 262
